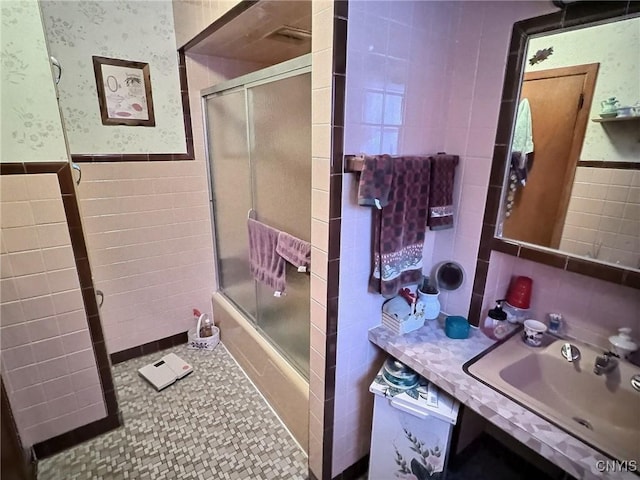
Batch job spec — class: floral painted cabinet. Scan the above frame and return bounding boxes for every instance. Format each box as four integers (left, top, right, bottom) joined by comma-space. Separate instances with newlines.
368, 370, 460, 479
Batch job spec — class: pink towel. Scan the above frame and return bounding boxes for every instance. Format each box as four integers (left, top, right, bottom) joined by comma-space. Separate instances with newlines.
276, 232, 311, 270
368, 156, 431, 298
357, 154, 394, 208
427, 154, 459, 230
247, 218, 286, 293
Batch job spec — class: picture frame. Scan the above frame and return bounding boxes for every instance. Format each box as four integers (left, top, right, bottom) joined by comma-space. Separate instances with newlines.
92, 56, 155, 127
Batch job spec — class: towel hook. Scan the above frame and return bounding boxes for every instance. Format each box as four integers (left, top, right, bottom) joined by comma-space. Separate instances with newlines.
71, 162, 81, 185
247, 208, 256, 220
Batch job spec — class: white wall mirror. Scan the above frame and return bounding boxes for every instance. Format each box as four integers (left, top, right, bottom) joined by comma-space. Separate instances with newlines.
496, 15, 640, 272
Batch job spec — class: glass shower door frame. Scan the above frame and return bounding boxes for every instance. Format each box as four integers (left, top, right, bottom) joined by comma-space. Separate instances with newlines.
204, 85, 256, 322
202, 55, 311, 377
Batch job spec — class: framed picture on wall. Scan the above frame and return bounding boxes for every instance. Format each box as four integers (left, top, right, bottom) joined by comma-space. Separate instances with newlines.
92, 56, 156, 127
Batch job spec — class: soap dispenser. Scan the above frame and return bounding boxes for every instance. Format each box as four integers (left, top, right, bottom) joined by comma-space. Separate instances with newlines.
609, 328, 638, 359
484, 300, 508, 340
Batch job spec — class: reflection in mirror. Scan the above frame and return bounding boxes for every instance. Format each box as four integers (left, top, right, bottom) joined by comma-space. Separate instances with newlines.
497, 17, 640, 271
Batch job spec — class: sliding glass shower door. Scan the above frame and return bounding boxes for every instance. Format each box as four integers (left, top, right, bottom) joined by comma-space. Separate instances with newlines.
205, 57, 311, 378
206, 89, 257, 320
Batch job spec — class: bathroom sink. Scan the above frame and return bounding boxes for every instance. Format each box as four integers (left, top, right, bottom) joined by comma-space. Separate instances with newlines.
464, 331, 640, 464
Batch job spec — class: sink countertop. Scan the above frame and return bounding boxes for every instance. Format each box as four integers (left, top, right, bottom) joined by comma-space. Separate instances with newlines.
368, 320, 637, 480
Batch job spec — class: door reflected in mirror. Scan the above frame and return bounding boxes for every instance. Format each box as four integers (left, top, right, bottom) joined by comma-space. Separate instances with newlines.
497, 17, 640, 271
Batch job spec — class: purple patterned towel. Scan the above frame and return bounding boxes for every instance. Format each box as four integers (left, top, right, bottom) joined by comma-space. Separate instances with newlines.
276, 231, 311, 270
248, 218, 286, 293
427, 154, 459, 230
358, 154, 394, 208
369, 156, 431, 298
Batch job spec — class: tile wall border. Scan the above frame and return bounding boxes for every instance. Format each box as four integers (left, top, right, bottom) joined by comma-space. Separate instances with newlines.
110, 332, 188, 364
577, 160, 640, 169
0, 162, 121, 458
323, 2, 365, 480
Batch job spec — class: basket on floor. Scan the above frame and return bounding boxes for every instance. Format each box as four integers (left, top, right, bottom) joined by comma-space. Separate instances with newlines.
187, 314, 219, 351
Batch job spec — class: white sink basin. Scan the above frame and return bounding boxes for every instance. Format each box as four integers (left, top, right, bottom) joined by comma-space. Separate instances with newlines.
465, 332, 640, 463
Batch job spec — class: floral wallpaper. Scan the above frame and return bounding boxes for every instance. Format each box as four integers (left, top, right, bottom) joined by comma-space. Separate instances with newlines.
526, 17, 640, 163
0, 0, 69, 162
40, 0, 187, 154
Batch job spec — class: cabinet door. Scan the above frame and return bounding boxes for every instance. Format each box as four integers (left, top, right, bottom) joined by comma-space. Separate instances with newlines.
369, 396, 454, 479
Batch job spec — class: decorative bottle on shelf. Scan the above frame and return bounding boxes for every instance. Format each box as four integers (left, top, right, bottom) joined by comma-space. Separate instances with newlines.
600, 97, 620, 115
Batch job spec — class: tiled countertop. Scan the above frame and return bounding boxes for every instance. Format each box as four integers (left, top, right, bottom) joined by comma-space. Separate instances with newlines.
368, 320, 637, 480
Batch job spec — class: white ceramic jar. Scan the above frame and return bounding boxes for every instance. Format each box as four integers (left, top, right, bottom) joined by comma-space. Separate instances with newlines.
417, 289, 440, 320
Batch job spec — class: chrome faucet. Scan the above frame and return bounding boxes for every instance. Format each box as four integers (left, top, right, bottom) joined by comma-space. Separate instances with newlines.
593, 351, 619, 376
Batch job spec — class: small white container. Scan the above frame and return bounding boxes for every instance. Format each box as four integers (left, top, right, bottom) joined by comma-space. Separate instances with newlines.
523, 319, 547, 347
417, 289, 440, 320
381, 296, 424, 335
503, 301, 531, 324
609, 328, 638, 359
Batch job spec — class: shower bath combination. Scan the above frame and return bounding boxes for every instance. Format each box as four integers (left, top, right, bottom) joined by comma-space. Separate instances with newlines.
203, 55, 312, 380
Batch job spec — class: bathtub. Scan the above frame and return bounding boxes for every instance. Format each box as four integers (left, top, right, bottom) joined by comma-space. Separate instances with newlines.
211, 292, 309, 452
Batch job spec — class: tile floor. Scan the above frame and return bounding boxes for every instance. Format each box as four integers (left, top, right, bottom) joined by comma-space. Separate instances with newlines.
38, 344, 308, 480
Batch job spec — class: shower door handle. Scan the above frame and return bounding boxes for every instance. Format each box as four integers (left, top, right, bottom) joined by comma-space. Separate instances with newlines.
50, 56, 62, 84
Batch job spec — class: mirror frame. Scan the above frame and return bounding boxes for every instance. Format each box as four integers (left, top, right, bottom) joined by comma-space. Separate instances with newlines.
469, 1, 640, 325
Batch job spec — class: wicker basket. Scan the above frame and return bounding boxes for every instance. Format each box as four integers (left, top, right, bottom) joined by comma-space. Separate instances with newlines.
187, 314, 219, 351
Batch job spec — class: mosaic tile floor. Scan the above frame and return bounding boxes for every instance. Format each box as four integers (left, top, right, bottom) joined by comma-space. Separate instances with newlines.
38, 344, 308, 480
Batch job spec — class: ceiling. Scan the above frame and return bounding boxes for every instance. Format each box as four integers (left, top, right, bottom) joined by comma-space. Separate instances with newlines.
188, 0, 312, 65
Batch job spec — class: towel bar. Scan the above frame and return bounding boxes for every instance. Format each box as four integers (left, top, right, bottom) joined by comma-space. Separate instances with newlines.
343, 152, 452, 173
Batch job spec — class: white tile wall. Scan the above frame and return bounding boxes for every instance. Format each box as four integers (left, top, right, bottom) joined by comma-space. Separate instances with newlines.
334, 1, 558, 476
561, 167, 640, 268
76, 161, 216, 353
482, 251, 640, 350
432, 0, 558, 316
0, 174, 105, 447
334, 1, 461, 476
